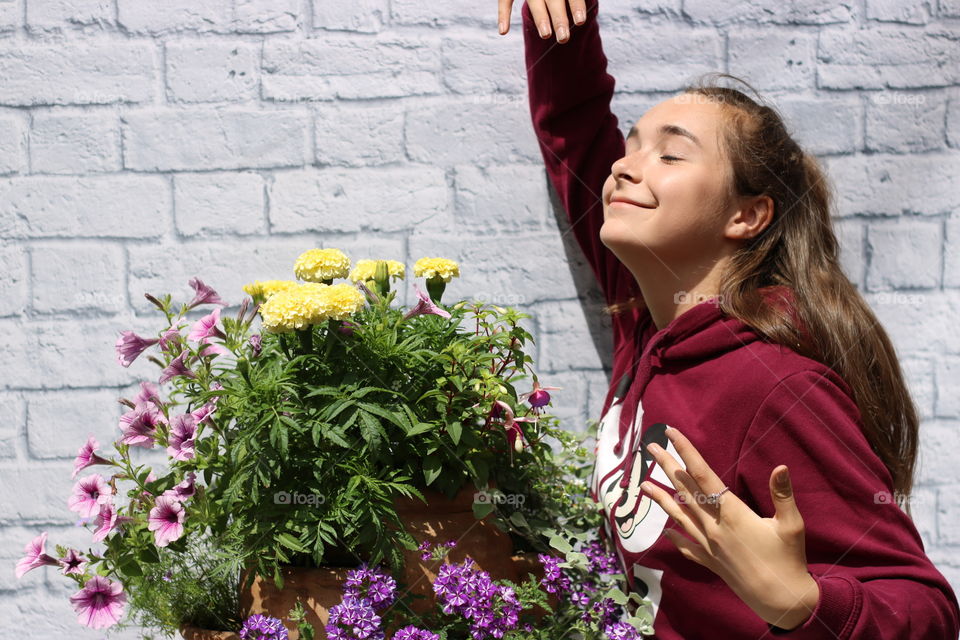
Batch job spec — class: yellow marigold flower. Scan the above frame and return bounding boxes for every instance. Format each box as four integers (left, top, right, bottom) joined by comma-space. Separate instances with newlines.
243, 279, 299, 300
294, 248, 351, 283
259, 286, 325, 333
348, 260, 406, 283
413, 257, 460, 282
319, 283, 367, 320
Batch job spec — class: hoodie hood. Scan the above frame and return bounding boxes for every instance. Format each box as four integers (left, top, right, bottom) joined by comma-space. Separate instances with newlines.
611, 284, 801, 477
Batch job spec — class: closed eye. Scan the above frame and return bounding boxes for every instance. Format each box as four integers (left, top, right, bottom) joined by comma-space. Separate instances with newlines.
660, 155, 682, 163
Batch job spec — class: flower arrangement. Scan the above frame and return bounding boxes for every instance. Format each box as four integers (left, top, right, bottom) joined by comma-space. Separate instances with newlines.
13, 248, 650, 638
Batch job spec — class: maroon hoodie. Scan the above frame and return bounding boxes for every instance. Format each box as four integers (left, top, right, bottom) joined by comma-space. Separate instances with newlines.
521, 2, 960, 638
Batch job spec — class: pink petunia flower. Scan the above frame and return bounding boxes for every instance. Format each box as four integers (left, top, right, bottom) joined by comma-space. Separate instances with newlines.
118, 404, 165, 449
68, 475, 114, 519
15, 532, 60, 579
115, 331, 159, 368
71, 435, 113, 480
159, 351, 197, 385
188, 308, 226, 343
166, 414, 196, 461
148, 496, 186, 547
403, 283, 452, 321
157, 326, 183, 355
190, 401, 217, 426
59, 548, 87, 576
186, 277, 226, 310
69, 576, 126, 629
162, 471, 197, 503
133, 381, 163, 408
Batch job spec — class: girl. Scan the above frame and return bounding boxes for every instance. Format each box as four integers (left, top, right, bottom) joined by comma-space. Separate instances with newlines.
496, 1, 960, 638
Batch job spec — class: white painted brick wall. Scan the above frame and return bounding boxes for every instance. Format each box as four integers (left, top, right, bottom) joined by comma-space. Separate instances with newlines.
0, 1, 957, 638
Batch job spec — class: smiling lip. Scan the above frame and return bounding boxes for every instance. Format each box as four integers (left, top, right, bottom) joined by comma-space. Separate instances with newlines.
609, 196, 655, 209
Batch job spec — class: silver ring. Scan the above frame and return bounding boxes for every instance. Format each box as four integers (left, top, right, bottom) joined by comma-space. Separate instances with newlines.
704, 486, 730, 505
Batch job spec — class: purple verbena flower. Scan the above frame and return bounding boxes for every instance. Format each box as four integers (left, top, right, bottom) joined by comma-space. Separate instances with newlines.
325, 596, 383, 640
239, 613, 289, 639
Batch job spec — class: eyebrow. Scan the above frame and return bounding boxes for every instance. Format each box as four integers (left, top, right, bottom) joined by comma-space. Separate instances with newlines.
626, 124, 702, 148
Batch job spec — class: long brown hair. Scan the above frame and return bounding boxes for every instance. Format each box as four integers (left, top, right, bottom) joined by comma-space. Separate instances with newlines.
607, 73, 919, 515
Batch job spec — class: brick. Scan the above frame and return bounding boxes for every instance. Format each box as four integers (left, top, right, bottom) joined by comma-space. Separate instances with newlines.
728, 30, 817, 91
165, 40, 259, 103
823, 154, 960, 217
942, 0, 960, 17
453, 164, 549, 233
441, 35, 527, 95
0, 175, 169, 239
268, 167, 451, 234
0, 525, 52, 591
409, 233, 581, 308
25, 0, 114, 32
947, 96, 960, 148
817, 27, 960, 89
917, 420, 960, 486
30, 242, 126, 313
833, 218, 864, 287
946, 214, 960, 288
174, 171, 265, 236
865, 93, 946, 152
778, 97, 861, 155
865, 290, 960, 355
122, 109, 309, 171
262, 37, 443, 101
390, 0, 491, 25
531, 299, 611, 372
684, 0, 855, 24
938, 488, 960, 547
0, 318, 142, 389
313, 103, 405, 167
901, 357, 935, 420
0, 114, 28, 174
867, 0, 931, 24
313, 0, 387, 33
233, 0, 299, 33
935, 356, 960, 418
866, 220, 941, 290
29, 110, 121, 174
0, 390, 23, 458
0, 466, 81, 523
603, 25, 723, 92
0, 0, 20, 32
0, 243, 26, 317
405, 100, 540, 166
0, 41, 156, 106
0, 587, 158, 637
116, 0, 232, 34
26, 388, 122, 459
127, 235, 406, 312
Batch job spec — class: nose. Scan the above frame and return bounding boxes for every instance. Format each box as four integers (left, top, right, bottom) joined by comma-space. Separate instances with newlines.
611, 152, 641, 183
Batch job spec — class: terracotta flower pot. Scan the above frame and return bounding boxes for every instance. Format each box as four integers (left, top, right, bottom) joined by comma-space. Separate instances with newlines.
392, 483, 519, 615
239, 564, 353, 640
179, 624, 240, 640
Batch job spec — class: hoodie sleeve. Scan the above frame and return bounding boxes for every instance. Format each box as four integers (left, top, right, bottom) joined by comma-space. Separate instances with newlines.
521, 0, 640, 321
734, 370, 960, 640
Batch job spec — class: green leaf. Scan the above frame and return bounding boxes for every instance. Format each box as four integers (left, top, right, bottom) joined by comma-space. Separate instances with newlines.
548, 534, 573, 554
117, 554, 143, 577
277, 532, 308, 553
604, 586, 629, 605
509, 510, 529, 528
137, 546, 160, 564
405, 422, 434, 438
422, 456, 442, 486
446, 420, 463, 445
358, 411, 386, 447
472, 500, 495, 519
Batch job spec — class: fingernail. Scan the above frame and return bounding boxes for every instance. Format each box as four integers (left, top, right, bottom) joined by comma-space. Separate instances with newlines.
556, 25, 569, 41
647, 442, 662, 454
498, 21, 506, 34
574, 9, 586, 23
538, 21, 550, 37
640, 482, 652, 493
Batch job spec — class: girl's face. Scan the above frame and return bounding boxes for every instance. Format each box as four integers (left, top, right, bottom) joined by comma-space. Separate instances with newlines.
600, 95, 741, 274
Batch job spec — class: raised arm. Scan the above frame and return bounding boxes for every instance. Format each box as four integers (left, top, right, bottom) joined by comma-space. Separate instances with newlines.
501, 0, 641, 316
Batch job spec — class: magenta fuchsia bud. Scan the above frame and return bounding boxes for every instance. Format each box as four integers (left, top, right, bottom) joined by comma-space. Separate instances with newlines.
528, 389, 551, 408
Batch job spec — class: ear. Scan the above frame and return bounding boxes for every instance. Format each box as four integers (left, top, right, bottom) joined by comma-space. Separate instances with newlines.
725, 194, 774, 241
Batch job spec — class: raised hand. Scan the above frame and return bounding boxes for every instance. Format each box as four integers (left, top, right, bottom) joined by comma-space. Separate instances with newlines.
497, 0, 588, 43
